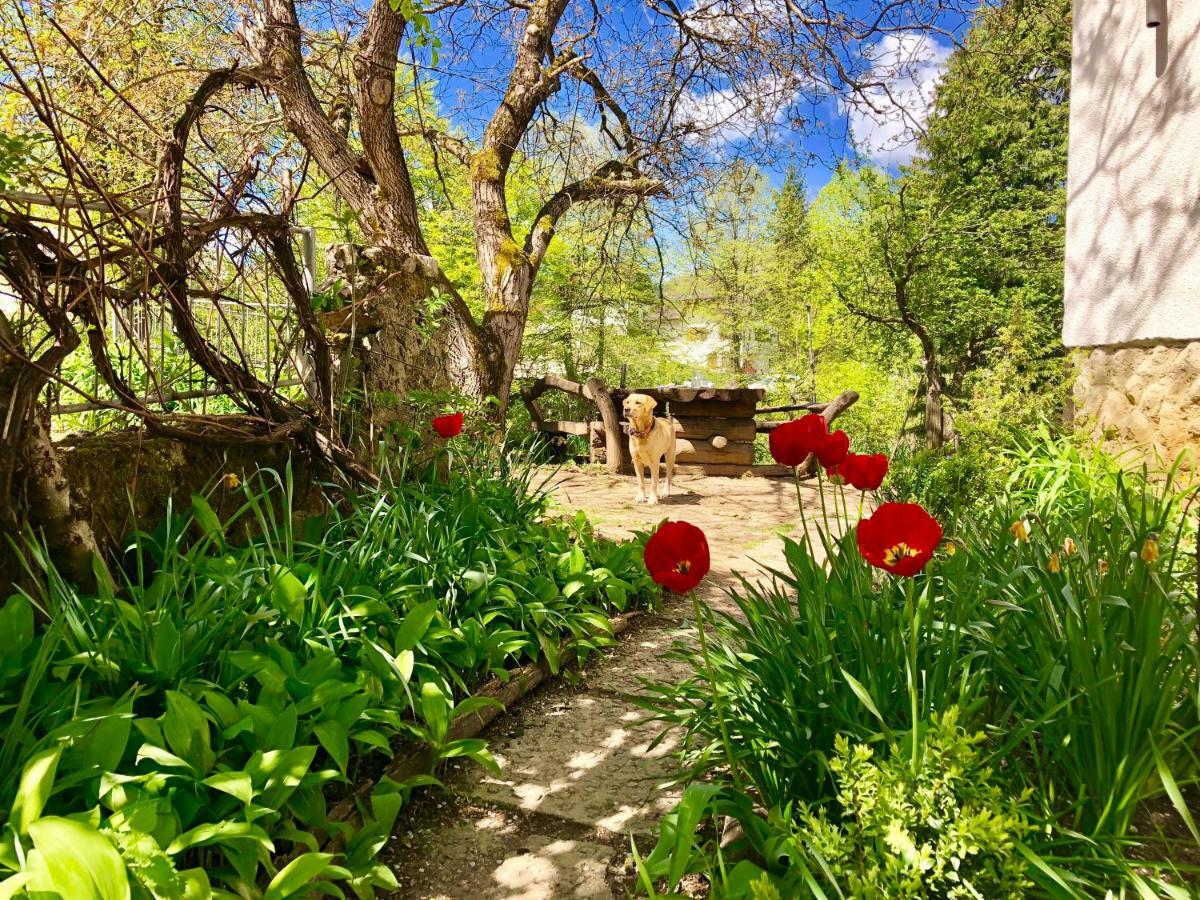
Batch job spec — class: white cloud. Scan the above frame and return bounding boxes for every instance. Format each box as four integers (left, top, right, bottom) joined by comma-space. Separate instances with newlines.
845, 34, 952, 167
674, 75, 797, 145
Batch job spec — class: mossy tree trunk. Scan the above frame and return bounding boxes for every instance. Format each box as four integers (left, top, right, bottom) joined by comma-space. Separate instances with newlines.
0, 256, 100, 592
245, 0, 664, 422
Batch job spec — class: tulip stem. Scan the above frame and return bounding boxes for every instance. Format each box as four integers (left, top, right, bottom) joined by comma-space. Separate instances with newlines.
904, 577, 921, 769
690, 588, 742, 790
793, 469, 812, 555
816, 466, 833, 552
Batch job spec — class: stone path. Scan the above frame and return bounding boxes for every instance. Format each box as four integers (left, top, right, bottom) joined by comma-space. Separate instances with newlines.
382, 469, 851, 899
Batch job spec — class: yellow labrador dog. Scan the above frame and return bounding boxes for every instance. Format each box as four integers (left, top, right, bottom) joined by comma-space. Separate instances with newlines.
622, 393, 677, 504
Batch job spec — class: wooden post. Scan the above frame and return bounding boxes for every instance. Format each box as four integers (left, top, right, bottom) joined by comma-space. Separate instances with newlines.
804, 389, 861, 476
619, 363, 627, 389
819, 389, 860, 426
585, 376, 623, 475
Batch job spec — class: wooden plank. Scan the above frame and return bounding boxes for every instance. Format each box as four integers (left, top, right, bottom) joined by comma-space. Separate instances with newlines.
758, 402, 824, 415
599, 442, 755, 467
538, 420, 591, 436
591, 421, 756, 449
657, 398, 759, 418
613, 386, 764, 403
672, 417, 756, 442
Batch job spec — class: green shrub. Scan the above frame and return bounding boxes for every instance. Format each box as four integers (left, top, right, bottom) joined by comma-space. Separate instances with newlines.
633, 708, 1032, 899
0, 444, 657, 897
800, 708, 1031, 898
639, 432, 1200, 896
882, 439, 1008, 518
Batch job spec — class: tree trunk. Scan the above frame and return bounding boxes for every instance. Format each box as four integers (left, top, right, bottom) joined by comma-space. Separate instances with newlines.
924, 356, 946, 450
323, 244, 488, 425
0, 315, 100, 592
472, 162, 534, 420
1, 278, 99, 590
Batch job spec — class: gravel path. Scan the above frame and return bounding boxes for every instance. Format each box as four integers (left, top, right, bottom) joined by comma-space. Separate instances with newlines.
382, 468, 852, 899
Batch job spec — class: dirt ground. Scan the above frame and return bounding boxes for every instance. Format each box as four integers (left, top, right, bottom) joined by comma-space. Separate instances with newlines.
381, 468, 852, 899
543, 465, 852, 578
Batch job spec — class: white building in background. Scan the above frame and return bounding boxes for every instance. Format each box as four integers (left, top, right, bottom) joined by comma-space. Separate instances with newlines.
1065, 0, 1200, 465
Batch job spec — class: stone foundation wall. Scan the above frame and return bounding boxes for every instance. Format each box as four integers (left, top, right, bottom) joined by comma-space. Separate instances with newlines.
1073, 341, 1200, 469
56, 432, 333, 547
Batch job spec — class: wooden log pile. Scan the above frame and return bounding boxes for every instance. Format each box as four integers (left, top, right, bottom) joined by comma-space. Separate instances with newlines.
587, 386, 763, 467
521, 373, 859, 477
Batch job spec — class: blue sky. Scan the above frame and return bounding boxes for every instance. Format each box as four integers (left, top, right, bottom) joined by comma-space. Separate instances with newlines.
411, 1, 968, 198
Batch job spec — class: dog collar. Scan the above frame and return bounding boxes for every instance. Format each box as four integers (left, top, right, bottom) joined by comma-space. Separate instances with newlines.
628, 421, 654, 439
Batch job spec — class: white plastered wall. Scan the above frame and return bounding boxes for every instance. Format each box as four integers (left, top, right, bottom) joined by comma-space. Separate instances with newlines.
1064, 0, 1200, 347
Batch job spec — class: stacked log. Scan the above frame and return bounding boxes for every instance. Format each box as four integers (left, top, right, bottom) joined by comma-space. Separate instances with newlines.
591, 387, 764, 468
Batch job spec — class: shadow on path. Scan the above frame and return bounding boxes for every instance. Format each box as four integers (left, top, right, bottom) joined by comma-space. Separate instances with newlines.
382, 470, 851, 899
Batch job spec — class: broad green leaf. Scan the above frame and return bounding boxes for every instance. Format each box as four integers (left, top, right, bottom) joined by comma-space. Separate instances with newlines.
163, 690, 214, 774
165, 821, 274, 856
419, 682, 450, 745
202, 771, 254, 805
0, 595, 33, 650
0, 873, 30, 900
26, 817, 130, 900
12, 746, 62, 833
668, 784, 723, 889
270, 565, 308, 626
67, 699, 135, 775
395, 649, 415, 683
136, 742, 195, 772
152, 616, 181, 679
263, 852, 339, 900
189, 494, 224, 542
395, 599, 439, 651
253, 746, 318, 808
179, 868, 213, 900
313, 720, 350, 775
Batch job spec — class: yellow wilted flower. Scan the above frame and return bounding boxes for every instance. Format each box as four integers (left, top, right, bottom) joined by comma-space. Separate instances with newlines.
1048, 552, 1061, 574
1141, 537, 1160, 564
1098, 559, 1109, 575
1062, 536, 1077, 557
946, 542, 957, 557
223, 472, 240, 490
1010, 519, 1031, 542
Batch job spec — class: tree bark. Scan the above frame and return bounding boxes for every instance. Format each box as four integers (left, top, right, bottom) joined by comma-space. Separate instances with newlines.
0, 310, 99, 592
924, 355, 946, 450
244, 0, 665, 420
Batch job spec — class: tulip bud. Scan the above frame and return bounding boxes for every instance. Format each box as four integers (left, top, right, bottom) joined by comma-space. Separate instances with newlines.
1062, 536, 1077, 556
1140, 537, 1160, 564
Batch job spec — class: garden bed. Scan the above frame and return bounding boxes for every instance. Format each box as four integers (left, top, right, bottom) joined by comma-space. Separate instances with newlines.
0, 443, 660, 898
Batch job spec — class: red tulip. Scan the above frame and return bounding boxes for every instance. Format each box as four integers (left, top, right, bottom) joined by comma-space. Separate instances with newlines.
432, 412, 464, 438
644, 520, 710, 593
856, 502, 942, 577
769, 414, 827, 468
825, 465, 846, 485
815, 429, 850, 468
840, 452, 889, 491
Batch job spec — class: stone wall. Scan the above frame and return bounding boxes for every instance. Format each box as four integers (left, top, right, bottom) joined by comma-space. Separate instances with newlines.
56, 432, 333, 547
1073, 341, 1200, 469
